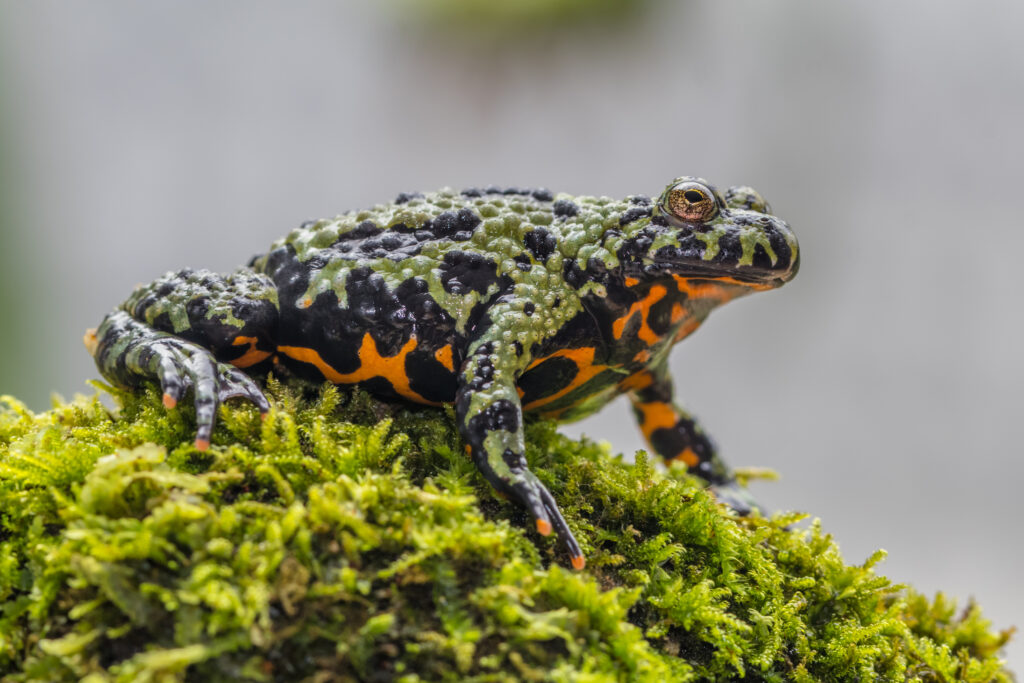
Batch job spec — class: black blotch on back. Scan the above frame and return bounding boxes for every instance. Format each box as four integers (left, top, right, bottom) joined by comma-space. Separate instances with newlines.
523, 228, 557, 262
513, 253, 533, 271
629, 195, 651, 206
347, 220, 382, 240
424, 208, 481, 240
563, 259, 586, 289
617, 227, 658, 263
439, 251, 499, 295
619, 206, 652, 226
531, 188, 554, 201
553, 199, 579, 218
395, 192, 423, 205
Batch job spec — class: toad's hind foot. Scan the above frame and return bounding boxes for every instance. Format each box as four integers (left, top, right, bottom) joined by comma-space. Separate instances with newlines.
91, 311, 270, 449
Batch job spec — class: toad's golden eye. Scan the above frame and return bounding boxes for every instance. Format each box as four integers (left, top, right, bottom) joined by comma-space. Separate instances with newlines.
664, 181, 718, 223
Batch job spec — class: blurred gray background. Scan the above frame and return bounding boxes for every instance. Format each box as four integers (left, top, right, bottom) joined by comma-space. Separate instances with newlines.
1, 0, 1021, 670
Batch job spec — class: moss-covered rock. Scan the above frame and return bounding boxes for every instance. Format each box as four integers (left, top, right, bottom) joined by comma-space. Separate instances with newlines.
0, 380, 1014, 681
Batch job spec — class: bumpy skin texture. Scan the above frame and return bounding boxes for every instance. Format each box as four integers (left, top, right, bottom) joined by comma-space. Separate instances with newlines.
87, 178, 799, 568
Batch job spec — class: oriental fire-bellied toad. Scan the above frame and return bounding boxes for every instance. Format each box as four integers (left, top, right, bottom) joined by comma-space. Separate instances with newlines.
85, 177, 800, 569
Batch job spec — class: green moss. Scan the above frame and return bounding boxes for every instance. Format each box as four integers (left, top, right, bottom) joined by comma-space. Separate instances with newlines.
0, 381, 1014, 682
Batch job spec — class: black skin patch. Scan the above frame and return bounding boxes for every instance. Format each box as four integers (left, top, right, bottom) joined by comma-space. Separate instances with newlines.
552, 199, 579, 218
629, 195, 651, 206
405, 347, 458, 403
646, 294, 676, 337
563, 259, 586, 289
523, 228, 557, 262
517, 356, 581, 405
439, 251, 500, 295
616, 227, 659, 264
531, 188, 554, 201
647, 425, 723, 484
394, 192, 424, 205
347, 220, 382, 240
619, 206, 652, 226
423, 209, 482, 240
471, 399, 521, 433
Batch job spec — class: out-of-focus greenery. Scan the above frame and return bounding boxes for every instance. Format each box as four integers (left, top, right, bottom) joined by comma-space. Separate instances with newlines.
0, 380, 1015, 681
394, 0, 656, 33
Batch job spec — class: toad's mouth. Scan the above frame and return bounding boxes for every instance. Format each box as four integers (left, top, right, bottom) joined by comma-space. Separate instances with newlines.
637, 257, 798, 289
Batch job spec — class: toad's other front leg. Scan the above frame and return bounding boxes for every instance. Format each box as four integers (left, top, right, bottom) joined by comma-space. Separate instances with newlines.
456, 335, 585, 570
627, 364, 760, 515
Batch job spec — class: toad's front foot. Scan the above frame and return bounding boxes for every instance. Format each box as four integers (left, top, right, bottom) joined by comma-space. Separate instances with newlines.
709, 479, 761, 516
89, 311, 270, 450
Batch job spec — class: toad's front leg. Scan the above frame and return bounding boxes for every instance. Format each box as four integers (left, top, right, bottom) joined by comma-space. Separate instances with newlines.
627, 362, 760, 514
456, 334, 585, 570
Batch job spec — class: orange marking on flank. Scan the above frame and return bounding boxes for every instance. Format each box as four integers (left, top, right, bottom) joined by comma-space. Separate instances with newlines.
194, 438, 210, 452
162, 393, 178, 410
672, 447, 700, 467
624, 276, 640, 287
536, 519, 552, 536
278, 333, 438, 405
434, 345, 455, 372
673, 317, 702, 342
229, 335, 273, 369
612, 284, 667, 346
636, 401, 679, 440
571, 554, 586, 571
521, 347, 608, 412
619, 370, 654, 392
632, 349, 651, 364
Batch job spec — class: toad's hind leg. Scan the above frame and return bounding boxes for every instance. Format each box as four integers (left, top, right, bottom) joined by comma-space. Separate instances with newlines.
87, 268, 279, 449
627, 365, 760, 514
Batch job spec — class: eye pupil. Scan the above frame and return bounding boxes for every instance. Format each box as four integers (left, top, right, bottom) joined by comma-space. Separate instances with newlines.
683, 190, 704, 202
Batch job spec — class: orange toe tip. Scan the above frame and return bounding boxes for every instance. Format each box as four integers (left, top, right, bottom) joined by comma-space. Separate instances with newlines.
259, 411, 269, 421
571, 555, 586, 571
162, 393, 178, 409
194, 438, 210, 452
536, 519, 553, 536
